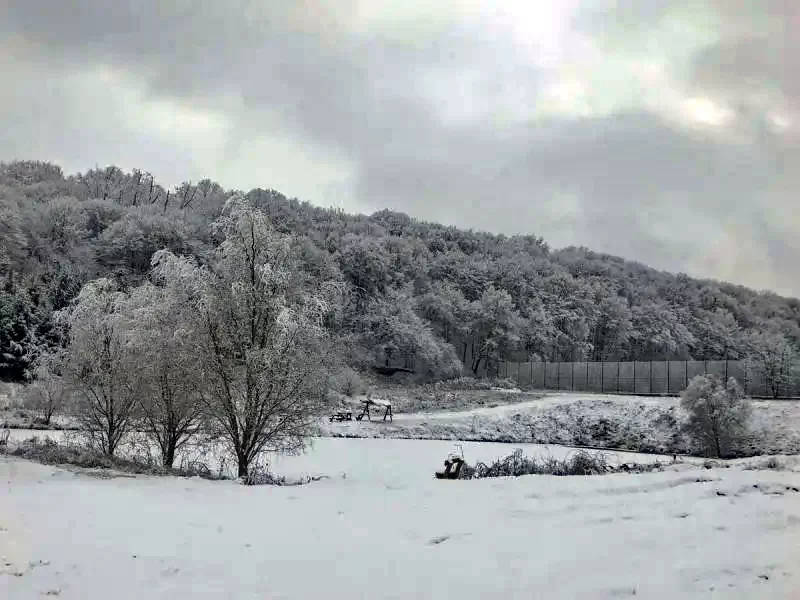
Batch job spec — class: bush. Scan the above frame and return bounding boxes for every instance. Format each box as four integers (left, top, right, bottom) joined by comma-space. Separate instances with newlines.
457, 448, 667, 480
6, 437, 158, 474
745, 456, 784, 471
4, 437, 228, 480
460, 449, 606, 479
241, 468, 329, 486
435, 377, 493, 392
488, 378, 519, 390
681, 375, 751, 458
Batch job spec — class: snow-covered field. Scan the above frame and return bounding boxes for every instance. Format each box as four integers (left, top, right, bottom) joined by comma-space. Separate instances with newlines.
324, 393, 800, 456
3, 437, 800, 599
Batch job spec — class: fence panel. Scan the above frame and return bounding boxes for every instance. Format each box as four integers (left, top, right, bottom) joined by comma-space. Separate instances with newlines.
517, 362, 532, 388
650, 360, 669, 394
497, 358, 798, 398
573, 362, 589, 391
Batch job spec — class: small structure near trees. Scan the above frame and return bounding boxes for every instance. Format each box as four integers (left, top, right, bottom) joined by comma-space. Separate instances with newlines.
356, 398, 393, 422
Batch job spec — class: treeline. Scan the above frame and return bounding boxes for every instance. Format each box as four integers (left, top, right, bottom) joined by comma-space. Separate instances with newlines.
1, 159, 799, 383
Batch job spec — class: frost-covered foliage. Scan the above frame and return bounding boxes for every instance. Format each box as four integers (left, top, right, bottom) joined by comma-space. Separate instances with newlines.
681, 375, 752, 458
745, 329, 798, 398
56, 279, 139, 456
24, 351, 69, 425
457, 448, 663, 479
121, 282, 204, 467
1, 160, 800, 384
151, 197, 340, 476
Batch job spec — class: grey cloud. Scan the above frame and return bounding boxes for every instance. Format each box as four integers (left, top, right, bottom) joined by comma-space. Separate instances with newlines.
2, 1, 799, 297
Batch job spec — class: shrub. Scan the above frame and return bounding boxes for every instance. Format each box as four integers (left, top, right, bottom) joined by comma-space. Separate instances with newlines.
456, 448, 667, 480
489, 378, 519, 390
459, 448, 610, 479
681, 375, 751, 458
435, 377, 493, 392
745, 456, 784, 471
4, 437, 228, 480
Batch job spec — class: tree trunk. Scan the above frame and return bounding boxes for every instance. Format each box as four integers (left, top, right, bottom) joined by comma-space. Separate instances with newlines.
163, 439, 177, 469
237, 454, 249, 478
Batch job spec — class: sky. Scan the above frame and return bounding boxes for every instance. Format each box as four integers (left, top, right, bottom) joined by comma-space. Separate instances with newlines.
1, 1, 798, 297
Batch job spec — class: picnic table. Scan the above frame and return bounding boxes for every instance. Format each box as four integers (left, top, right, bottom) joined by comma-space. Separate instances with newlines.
329, 411, 353, 423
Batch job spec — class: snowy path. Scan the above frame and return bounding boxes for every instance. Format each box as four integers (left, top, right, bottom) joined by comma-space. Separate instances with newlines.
3, 438, 800, 599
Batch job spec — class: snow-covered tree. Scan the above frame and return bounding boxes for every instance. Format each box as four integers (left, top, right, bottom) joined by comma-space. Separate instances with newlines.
467, 287, 522, 375
25, 350, 69, 426
0, 282, 44, 381
58, 279, 138, 456
361, 289, 462, 379
681, 374, 751, 458
745, 329, 798, 398
151, 197, 339, 477
122, 282, 204, 468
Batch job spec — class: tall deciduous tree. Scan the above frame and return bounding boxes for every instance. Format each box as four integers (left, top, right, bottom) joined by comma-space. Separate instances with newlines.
58, 279, 138, 456
123, 283, 204, 468
151, 197, 338, 477
746, 329, 798, 398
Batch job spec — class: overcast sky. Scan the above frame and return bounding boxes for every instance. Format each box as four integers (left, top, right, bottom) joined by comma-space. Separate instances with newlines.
1, 1, 798, 297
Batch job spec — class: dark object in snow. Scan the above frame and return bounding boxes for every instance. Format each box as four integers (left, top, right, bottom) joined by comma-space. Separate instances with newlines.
372, 365, 414, 376
435, 457, 464, 480
715, 490, 727, 497
356, 399, 392, 422
329, 411, 352, 422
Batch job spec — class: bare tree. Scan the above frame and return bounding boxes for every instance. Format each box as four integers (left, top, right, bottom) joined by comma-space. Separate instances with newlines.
151, 196, 338, 476
58, 279, 138, 456
681, 374, 751, 458
25, 351, 69, 426
124, 283, 204, 468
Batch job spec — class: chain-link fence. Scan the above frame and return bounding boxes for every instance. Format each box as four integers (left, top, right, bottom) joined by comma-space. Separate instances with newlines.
495, 360, 800, 399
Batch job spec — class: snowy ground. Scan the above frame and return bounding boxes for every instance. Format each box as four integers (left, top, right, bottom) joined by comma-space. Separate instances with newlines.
3, 438, 800, 599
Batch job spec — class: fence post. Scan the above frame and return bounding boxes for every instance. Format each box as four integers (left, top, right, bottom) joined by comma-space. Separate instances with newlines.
601, 361, 604, 393
744, 361, 749, 396
557, 362, 561, 391
543, 361, 547, 389
684, 361, 688, 388
704, 360, 707, 375
667, 360, 670, 395
649, 360, 653, 394
617, 361, 620, 393
530, 361, 534, 388
517, 362, 521, 387
586, 361, 590, 392
571, 361, 575, 391
633, 361, 636, 395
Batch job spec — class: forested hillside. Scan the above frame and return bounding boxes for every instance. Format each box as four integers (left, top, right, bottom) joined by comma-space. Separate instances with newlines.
1, 160, 798, 383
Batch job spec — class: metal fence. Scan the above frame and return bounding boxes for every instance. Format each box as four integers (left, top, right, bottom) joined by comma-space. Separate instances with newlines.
495, 360, 800, 399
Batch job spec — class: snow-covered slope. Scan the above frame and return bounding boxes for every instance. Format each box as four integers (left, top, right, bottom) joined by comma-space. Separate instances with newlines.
322, 393, 800, 456
3, 438, 800, 599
